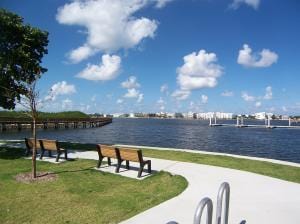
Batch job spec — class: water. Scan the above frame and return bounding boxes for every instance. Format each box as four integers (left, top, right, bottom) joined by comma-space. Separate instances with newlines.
1, 118, 300, 163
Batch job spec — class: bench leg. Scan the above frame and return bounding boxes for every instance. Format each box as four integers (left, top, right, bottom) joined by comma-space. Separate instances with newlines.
39, 149, 45, 160
147, 161, 151, 174
64, 151, 68, 160
97, 156, 103, 168
116, 160, 123, 173
107, 157, 111, 166
56, 152, 60, 162
138, 164, 145, 178
126, 160, 129, 169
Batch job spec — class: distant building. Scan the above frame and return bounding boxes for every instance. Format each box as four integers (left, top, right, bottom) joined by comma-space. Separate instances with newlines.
254, 112, 273, 120
196, 112, 233, 120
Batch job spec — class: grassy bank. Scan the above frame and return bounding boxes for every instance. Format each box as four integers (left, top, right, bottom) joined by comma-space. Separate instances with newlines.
54, 142, 300, 184
0, 111, 89, 119
0, 147, 187, 224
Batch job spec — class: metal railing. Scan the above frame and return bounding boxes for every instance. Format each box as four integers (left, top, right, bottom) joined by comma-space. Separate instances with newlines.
193, 197, 213, 224
193, 182, 230, 224
216, 182, 230, 224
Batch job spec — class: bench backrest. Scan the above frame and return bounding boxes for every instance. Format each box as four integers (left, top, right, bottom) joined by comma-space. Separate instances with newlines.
40, 140, 58, 151
97, 144, 117, 158
118, 148, 142, 162
25, 138, 41, 149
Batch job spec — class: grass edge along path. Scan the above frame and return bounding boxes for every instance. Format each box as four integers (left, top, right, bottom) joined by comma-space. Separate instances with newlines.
0, 146, 188, 224
57, 142, 300, 184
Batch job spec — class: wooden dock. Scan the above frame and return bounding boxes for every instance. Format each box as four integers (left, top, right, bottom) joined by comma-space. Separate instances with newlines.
0, 117, 112, 131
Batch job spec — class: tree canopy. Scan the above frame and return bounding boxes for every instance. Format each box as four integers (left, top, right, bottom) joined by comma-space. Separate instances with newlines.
0, 9, 49, 109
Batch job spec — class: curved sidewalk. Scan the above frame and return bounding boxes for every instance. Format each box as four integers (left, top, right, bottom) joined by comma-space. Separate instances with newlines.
69, 151, 300, 224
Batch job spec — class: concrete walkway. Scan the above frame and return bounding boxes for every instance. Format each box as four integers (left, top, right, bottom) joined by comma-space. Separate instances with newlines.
67, 150, 300, 224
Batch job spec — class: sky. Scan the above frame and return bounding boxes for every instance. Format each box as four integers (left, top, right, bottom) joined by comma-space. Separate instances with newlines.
1, 0, 300, 115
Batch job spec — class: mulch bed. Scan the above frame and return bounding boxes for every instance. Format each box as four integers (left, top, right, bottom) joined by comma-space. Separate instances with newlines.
15, 172, 57, 183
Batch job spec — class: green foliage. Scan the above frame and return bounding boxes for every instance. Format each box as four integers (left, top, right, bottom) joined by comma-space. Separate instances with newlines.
0, 147, 187, 224
0, 111, 89, 119
0, 9, 48, 109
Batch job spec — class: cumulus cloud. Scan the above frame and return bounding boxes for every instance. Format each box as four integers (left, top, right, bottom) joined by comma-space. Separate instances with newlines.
77, 54, 121, 81
177, 50, 223, 91
56, 0, 158, 63
116, 99, 123, 104
221, 90, 234, 97
121, 76, 140, 89
201, 95, 208, 104
263, 86, 272, 100
171, 89, 190, 101
238, 44, 278, 68
230, 0, 260, 10
137, 93, 144, 103
121, 76, 144, 103
124, 88, 140, 98
160, 84, 169, 94
255, 101, 262, 108
45, 81, 76, 101
157, 97, 165, 110
62, 98, 73, 110
241, 92, 255, 102
155, 0, 174, 8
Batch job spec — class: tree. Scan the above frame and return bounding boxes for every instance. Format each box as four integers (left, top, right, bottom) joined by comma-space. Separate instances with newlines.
0, 9, 49, 178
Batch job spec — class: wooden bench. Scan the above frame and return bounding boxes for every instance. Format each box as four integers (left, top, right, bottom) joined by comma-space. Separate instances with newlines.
39, 139, 68, 162
96, 144, 118, 170
116, 147, 151, 178
24, 138, 42, 156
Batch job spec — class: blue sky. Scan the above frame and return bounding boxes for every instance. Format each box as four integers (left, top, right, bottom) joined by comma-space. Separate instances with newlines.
2, 0, 300, 114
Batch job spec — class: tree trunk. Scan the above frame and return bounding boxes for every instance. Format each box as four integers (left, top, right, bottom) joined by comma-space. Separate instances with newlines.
32, 117, 37, 178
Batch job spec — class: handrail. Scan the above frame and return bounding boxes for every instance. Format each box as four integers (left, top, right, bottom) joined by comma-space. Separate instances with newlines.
193, 197, 213, 224
215, 182, 230, 224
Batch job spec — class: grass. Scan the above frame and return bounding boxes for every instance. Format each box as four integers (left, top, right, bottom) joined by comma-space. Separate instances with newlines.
0, 147, 188, 224
0, 111, 89, 119
141, 148, 300, 184
55, 142, 300, 184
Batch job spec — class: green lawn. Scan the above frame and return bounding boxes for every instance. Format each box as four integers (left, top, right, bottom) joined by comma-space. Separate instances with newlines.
0, 147, 187, 224
57, 142, 300, 184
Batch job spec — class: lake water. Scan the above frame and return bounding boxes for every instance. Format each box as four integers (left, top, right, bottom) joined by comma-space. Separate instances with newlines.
1, 118, 300, 163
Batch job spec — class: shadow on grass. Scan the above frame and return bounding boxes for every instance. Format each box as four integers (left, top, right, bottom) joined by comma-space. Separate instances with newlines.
0, 147, 25, 159
51, 166, 96, 174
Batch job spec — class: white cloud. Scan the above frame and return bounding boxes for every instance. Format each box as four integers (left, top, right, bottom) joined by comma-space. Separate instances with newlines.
116, 99, 123, 104
137, 93, 144, 103
263, 86, 272, 100
282, 106, 287, 112
46, 81, 76, 101
230, 0, 260, 10
91, 95, 96, 102
121, 76, 144, 103
238, 44, 278, 68
155, 0, 174, 8
121, 76, 140, 89
221, 90, 234, 97
255, 101, 262, 108
241, 92, 255, 102
77, 54, 121, 81
160, 84, 169, 94
171, 89, 190, 101
62, 98, 73, 110
176, 50, 223, 93
201, 94, 208, 104
124, 88, 140, 98
56, 0, 158, 63
157, 97, 165, 110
